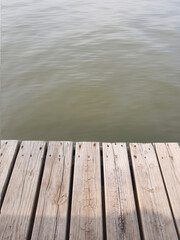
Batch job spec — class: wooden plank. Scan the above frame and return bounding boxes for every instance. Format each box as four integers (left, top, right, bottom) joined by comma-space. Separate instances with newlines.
31, 141, 73, 240
130, 143, 178, 240
0, 141, 46, 240
70, 142, 103, 240
0, 140, 19, 208
103, 143, 140, 240
155, 143, 180, 237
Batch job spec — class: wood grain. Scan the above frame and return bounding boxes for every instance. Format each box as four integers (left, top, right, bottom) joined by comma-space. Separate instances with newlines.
0, 141, 46, 240
155, 143, 180, 237
130, 143, 178, 240
0, 140, 19, 208
103, 143, 140, 240
31, 141, 73, 240
70, 142, 103, 240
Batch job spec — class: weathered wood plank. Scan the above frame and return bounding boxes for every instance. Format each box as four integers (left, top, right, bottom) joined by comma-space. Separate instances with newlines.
103, 143, 140, 240
70, 142, 103, 240
0, 141, 46, 240
0, 140, 19, 208
31, 141, 73, 240
155, 143, 180, 237
130, 143, 178, 240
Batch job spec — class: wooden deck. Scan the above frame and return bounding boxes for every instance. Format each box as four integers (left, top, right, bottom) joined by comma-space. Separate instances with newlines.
0, 141, 180, 240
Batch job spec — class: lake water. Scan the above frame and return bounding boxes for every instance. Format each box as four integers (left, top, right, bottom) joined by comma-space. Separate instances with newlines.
1, 0, 180, 142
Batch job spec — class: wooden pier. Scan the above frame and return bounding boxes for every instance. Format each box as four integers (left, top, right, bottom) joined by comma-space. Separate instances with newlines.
0, 140, 180, 240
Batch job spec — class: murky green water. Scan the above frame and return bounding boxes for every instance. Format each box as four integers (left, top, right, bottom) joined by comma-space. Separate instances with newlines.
1, 0, 180, 141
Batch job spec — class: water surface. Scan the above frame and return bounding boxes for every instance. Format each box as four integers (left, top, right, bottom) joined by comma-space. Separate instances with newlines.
1, 0, 180, 141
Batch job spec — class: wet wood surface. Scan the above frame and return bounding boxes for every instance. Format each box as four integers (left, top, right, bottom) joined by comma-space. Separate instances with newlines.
0, 141, 179, 240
